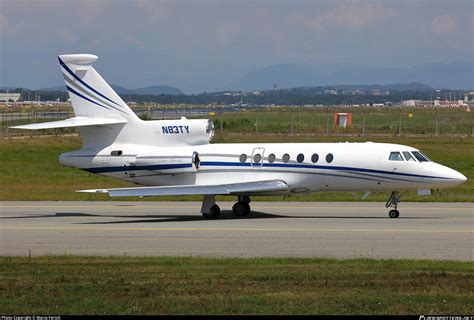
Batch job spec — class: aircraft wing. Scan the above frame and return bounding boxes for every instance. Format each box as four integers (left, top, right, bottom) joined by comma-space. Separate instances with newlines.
10, 116, 127, 130
77, 179, 288, 197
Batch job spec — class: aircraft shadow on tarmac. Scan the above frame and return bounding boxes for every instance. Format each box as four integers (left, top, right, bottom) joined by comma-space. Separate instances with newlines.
1, 211, 439, 225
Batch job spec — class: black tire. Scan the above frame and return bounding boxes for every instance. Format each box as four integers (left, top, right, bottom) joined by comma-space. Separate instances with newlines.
238, 195, 251, 204
232, 202, 250, 216
202, 204, 220, 219
389, 209, 400, 218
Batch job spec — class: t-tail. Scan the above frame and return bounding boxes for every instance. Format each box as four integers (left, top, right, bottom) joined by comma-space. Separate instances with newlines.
11, 54, 214, 150
11, 54, 142, 149
58, 54, 139, 122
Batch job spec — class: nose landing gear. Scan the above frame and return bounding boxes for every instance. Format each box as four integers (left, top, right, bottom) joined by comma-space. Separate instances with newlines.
385, 191, 400, 218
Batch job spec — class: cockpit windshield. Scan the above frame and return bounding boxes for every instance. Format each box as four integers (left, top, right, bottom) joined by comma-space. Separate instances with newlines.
412, 151, 430, 162
389, 150, 432, 162
402, 151, 416, 162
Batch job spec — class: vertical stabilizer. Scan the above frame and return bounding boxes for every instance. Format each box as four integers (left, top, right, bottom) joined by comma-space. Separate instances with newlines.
58, 54, 139, 122
56, 54, 143, 149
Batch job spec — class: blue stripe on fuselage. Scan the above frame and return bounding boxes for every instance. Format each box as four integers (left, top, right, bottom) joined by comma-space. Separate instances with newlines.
82, 160, 448, 180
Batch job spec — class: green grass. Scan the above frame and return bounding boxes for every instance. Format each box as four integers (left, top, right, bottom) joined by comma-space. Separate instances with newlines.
215, 107, 474, 135
0, 256, 472, 315
0, 134, 472, 201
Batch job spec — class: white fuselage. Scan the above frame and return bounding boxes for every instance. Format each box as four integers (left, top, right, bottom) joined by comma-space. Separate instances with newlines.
60, 141, 466, 195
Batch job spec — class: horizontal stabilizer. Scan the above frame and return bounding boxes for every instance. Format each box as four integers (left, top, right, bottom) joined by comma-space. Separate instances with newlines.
10, 116, 127, 130
78, 180, 288, 197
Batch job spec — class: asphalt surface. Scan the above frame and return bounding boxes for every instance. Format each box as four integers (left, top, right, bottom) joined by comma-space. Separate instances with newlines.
1, 201, 472, 260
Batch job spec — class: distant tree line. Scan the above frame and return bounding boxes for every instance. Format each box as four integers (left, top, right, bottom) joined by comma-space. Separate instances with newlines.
1, 87, 465, 106
117, 90, 448, 105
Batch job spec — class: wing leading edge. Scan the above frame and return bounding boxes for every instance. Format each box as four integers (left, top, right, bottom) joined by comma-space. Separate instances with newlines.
78, 180, 288, 197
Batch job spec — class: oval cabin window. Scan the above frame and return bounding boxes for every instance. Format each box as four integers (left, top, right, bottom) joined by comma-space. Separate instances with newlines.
297, 153, 304, 163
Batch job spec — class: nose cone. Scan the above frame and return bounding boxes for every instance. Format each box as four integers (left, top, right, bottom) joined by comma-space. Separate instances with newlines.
434, 164, 467, 187
451, 170, 467, 184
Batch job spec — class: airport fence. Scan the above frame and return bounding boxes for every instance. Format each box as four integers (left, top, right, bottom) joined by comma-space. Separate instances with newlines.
1, 106, 473, 138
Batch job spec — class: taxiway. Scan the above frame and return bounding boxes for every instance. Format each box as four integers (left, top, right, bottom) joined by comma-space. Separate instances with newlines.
1, 201, 472, 260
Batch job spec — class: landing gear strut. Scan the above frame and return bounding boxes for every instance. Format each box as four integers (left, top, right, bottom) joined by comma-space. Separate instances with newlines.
385, 191, 400, 218
232, 196, 251, 217
201, 195, 220, 219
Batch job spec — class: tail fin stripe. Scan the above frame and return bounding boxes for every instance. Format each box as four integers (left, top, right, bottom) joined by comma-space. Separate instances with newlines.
59, 57, 124, 108
66, 85, 111, 111
63, 74, 128, 115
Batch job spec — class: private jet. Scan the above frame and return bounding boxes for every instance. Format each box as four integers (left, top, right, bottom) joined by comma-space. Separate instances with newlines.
12, 54, 467, 219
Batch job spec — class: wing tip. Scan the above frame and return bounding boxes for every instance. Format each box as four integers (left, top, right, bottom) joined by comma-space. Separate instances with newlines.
76, 189, 109, 194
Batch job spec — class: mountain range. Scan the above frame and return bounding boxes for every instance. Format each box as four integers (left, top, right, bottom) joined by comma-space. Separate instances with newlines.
2, 61, 471, 94
226, 61, 473, 92
40, 85, 183, 95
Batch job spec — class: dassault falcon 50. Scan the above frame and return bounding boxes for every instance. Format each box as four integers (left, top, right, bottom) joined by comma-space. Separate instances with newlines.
12, 54, 467, 219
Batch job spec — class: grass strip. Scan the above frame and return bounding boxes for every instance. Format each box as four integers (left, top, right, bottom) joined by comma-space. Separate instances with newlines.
1, 256, 472, 315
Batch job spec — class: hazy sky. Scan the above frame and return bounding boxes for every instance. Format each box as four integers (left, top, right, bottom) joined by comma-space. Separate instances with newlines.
1, 0, 473, 92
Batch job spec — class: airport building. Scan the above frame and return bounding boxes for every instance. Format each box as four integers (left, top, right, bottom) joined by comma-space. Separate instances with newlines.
0, 92, 21, 102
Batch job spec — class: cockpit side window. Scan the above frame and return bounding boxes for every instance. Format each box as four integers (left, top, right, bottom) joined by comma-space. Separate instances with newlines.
389, 152, 404, 161
402, 151, 416, 162
412, 151, 430, 162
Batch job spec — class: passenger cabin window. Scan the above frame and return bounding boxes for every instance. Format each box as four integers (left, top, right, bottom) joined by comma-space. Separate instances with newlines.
282, 153, 290, 163
326, 153, 334, 163
402, 151, 416, 162
389, 152, 404, 161
297, 153, 304, 163
267, 153, 276, 163
412, 151, 430, 162
239, 154, 247, 163
311, 153, 319, 163
253, 153, 262, 163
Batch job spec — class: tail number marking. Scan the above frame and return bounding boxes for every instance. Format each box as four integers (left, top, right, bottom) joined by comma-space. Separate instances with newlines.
162, 126, 190, 134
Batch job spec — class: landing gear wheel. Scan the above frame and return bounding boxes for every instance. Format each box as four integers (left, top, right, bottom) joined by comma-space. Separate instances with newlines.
232, 202, 250, 216
202, 204, 221, 219
385, 191, 402, 219
389, 209, 399, 219
238, 195, 251, 204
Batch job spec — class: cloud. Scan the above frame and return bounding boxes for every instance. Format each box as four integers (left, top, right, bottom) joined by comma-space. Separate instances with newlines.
134, 0, 169, 21
306, 2, 397, 32
431, 15, 458, 35
215, 23, 241, 48
0, 13, 24, 35
60, 28, 79, 44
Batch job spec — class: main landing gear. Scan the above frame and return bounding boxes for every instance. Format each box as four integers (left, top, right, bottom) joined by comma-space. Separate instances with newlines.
201, 195, 252, 219
201, 195, 220, 219
232, 196, 251, 217
385, 191, 400, 218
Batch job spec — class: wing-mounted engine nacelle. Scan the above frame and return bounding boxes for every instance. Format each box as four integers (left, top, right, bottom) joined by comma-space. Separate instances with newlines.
157, 118, 214, 146
136, 150, 202, 174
